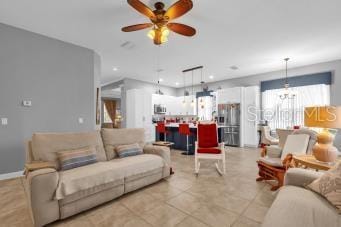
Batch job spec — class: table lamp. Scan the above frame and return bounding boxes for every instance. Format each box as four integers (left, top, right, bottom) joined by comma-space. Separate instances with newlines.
304, 106, 341, 163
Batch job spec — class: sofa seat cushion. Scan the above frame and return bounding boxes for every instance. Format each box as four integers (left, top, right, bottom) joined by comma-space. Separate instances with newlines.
109, 154, 165, 182
55, 162, 124, 200
262, 186, 341, 227
258, 157, 283, 167
59, 181, 122, 205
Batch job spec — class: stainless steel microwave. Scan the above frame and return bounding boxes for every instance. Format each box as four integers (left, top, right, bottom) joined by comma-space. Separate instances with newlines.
154, 104, 167, 114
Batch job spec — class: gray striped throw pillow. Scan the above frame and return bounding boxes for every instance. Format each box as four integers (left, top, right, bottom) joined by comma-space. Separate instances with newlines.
57, 146, 97, 171
115, 143, 143, 158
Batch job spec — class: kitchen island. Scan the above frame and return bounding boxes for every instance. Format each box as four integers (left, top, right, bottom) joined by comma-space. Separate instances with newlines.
155, 123, 226, 155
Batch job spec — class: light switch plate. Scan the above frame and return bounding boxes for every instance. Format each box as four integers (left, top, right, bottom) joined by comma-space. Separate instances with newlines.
1, 118, 8, 125
78, 118, 84, 124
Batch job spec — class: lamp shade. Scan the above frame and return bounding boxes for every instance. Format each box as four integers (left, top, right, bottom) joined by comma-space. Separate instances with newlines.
304, 106, 341, 129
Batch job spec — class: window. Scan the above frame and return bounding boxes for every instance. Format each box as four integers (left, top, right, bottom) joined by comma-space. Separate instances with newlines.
262, 84, 330, 129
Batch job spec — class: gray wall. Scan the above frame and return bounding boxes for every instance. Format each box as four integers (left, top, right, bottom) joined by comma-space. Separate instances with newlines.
0, 23, 100, 174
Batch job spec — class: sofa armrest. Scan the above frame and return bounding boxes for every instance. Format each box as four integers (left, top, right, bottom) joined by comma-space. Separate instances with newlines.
143, 144, 171, 177
284, 168, 323, 188
266, 145, 282, 158
23, 168, 59, 227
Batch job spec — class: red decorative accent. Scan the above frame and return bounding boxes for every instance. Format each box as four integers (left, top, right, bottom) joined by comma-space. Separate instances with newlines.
197, 123, 218, 148
197, 148, 221, 154
293, 125, 300, 129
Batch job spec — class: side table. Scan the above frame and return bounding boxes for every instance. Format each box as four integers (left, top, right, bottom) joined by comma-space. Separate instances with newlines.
293, 155, 340, 171
152, 141, 175, 175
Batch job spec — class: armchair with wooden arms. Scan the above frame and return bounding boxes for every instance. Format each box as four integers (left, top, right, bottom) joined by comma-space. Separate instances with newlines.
257, 133, 311, 191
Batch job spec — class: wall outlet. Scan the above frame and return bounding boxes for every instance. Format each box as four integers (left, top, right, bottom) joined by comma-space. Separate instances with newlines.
22, 100, 32, 107
1, 118, 8, 125
78, 118, 84, 124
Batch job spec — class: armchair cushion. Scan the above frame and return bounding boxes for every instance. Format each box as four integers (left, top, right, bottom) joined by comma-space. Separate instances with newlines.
266, 146, 282, 158
197, 147, 222, 154
197, 123, 218, 148
258, 157, 283, 167
280, 134, 309, 160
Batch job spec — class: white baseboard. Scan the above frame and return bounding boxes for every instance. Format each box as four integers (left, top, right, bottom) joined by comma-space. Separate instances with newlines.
0, 170, 24, 181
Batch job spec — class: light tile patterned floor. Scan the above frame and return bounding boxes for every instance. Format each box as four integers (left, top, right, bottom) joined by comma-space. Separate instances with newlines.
0, 147, 277, 227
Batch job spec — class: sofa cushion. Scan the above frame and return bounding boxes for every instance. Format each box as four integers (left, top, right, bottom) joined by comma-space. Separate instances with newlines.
262, 186, 341, 227
116, 143, 143, 158
307, 162, 341, 213
109, 154, 164, 182
31, 131, 107, 169
59, 181, 123, 205
101, 128, 145, 160
55, 162, 124, 200
55, 154, 164, 200
57, 146, 97, 171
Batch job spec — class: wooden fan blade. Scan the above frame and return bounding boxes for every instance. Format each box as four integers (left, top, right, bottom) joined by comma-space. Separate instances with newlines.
164, 0, 193, 20
167, 23, 196, 36
122, 23, 153, 32
127, 0, 155, 19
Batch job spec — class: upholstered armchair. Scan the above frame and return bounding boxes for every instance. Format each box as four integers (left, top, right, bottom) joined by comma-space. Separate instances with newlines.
257, 128, 318, 191
260, 126, 279, 145
264, 128, 317, 158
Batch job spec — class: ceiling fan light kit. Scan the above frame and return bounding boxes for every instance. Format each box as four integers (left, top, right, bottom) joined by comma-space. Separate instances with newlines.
122, 0, 196, 45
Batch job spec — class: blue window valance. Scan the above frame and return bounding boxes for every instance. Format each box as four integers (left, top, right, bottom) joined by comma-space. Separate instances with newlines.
260, 72, 332, 92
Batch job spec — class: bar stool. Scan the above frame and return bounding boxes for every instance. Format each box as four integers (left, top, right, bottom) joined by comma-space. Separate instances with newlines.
156, 122, 170, 141
179, 123, 194, 155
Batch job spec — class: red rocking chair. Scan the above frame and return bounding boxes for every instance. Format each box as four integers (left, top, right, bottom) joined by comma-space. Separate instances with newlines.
195, 123, 226, 175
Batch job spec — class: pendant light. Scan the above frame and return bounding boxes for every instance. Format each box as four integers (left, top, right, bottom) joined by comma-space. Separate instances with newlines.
182, 71, 186, 105
279, 58, 296, 100
199, 67, 205, 108
191, 70, 195, 107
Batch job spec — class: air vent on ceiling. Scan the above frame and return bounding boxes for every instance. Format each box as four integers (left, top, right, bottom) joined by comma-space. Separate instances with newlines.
120, 41, 135, 50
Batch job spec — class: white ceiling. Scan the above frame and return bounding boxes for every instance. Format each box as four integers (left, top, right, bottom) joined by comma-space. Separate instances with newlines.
1, 0, 341, 87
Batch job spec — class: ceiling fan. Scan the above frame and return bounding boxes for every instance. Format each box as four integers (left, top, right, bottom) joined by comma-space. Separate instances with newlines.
122, 0, 196, 45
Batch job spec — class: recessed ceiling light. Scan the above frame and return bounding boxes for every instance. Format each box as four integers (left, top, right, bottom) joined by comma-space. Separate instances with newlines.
113, 67, 118, 71
159, 78, 163, 82
175, 82, 179, 86
209, 75, 214, 79
230, 65, 239, 70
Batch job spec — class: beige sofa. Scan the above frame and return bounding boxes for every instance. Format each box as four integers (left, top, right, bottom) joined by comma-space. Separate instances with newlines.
23, 128, 171, 227
262, 168, 341, 227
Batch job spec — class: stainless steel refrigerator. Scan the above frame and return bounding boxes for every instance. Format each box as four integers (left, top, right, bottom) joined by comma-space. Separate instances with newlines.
218, 103, 240, 146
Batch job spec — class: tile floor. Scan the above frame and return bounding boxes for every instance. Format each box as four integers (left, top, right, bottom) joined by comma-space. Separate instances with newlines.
0, 147, 278, 227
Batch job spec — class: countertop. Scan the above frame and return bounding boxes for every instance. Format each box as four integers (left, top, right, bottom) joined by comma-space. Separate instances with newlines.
153, 123, 228, 128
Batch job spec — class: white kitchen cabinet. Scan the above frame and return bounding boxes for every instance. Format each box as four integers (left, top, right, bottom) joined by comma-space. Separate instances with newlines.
217, 87, 242, 104
127, 89, 154, 142
243, 86, 260, 147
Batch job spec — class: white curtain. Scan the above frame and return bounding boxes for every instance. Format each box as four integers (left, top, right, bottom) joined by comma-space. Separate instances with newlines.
262, 84, 330, 130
